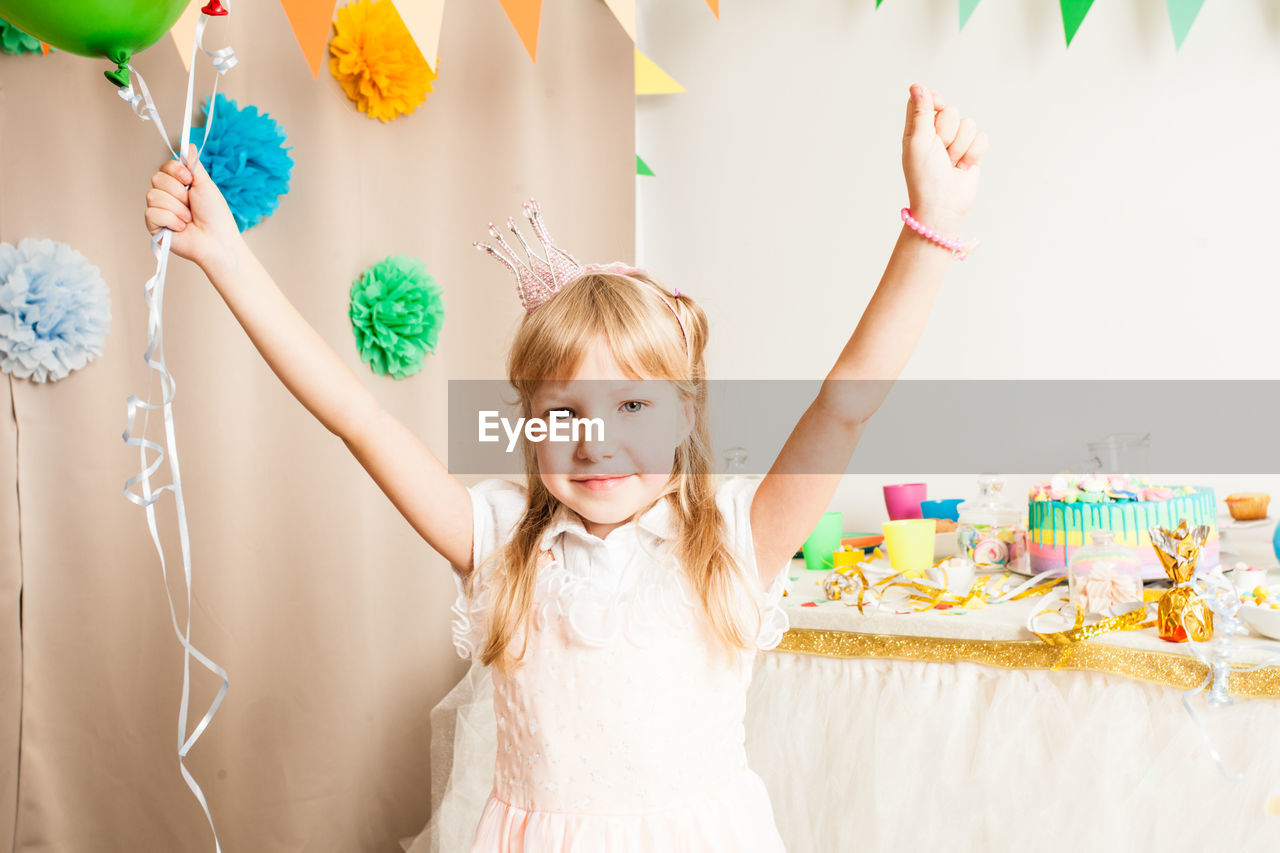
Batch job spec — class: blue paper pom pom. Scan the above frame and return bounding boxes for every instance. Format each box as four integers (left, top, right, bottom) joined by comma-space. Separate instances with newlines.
0, 238, 111, 383
189, 93, 294, 232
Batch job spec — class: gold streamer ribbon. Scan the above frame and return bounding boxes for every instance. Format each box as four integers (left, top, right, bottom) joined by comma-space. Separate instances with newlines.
823, 556, 1065, 615
1028, 603, 1156, 646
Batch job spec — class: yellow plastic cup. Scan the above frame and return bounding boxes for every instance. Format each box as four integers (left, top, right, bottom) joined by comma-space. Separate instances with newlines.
881, 519, 937, 578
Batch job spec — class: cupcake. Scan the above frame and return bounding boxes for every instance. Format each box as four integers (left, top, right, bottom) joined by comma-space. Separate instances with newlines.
1225, 492, 1271, 521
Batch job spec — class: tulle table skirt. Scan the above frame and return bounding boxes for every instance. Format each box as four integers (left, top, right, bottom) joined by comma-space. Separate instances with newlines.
746, 653, 1280, 853
404, 652, 1280, 853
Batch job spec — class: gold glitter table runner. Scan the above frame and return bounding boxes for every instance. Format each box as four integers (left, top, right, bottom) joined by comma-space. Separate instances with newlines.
771, 628, 1280, 698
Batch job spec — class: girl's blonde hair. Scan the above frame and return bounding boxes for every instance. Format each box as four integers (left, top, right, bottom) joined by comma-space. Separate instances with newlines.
466, 271, 761, 674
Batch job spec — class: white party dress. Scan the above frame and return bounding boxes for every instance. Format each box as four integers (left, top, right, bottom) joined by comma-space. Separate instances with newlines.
449, 476, 791, 851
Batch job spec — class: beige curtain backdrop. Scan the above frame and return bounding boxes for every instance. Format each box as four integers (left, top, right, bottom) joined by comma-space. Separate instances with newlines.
0, 0, 633, 849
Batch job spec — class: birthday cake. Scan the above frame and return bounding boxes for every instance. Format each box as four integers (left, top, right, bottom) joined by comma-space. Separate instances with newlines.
1027, 476, 1219, 579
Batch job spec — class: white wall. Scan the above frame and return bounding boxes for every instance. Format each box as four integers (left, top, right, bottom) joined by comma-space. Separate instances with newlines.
636, 0, 1280, 560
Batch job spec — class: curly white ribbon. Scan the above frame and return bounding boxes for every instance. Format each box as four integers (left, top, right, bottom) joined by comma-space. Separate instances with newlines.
116, 13, 236, 159
119, 8, 236, 852
1176, 569, 1280, 780
1022, 566, 1280, 780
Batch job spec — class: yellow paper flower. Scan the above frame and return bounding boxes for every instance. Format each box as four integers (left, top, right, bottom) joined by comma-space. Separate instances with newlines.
329, 0, 437, 122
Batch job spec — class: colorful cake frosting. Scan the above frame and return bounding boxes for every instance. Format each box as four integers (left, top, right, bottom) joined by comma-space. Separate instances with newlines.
1027, 475, 1219, 579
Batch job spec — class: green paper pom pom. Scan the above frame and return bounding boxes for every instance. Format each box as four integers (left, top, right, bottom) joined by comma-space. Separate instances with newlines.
0, 17, 44, 55
349, 254, 444, 379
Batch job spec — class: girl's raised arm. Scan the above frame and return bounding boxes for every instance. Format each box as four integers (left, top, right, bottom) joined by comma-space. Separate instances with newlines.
749, 84, 989, 589
145, 146, 475, 573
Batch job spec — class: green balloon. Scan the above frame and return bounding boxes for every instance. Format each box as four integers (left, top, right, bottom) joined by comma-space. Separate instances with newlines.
0, 0, 189, 84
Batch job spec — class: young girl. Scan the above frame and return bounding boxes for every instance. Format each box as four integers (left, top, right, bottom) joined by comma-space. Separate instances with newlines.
144, 83, 986, 851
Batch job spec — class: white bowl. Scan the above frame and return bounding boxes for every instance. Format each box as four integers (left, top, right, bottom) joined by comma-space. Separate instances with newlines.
1231, 564, 1270, 593
1239, 586, 1280, 640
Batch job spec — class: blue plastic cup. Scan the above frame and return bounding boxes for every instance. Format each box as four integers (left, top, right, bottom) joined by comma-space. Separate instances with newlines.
920, 498, 964, 522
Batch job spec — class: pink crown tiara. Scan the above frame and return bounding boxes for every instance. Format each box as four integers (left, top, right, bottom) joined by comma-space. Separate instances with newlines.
474, 198, 689, 356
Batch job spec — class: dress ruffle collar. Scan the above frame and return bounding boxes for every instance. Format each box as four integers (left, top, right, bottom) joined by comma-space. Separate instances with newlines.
537, 493, 677, 552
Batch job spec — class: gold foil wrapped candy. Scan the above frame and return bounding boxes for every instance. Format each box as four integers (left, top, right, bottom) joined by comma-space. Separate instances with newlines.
823, 568, 879, 611
1149, 520, 1212, 643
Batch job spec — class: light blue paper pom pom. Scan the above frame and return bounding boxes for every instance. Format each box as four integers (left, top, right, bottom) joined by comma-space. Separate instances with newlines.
0, 238, 111, 383
189, 93, 294, 232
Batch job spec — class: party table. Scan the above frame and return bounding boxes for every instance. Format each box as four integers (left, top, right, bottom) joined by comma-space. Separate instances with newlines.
751, 559, 1280, 853
406, 559, 1280, 853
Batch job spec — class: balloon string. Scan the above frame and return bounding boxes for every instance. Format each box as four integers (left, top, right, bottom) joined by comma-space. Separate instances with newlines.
116, 12, 236, 166
118, 9, 236, 853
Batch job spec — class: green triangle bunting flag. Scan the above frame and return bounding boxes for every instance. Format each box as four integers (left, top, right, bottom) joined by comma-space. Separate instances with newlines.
1166, 0, 1207, 50
1060, 0, 1096, 47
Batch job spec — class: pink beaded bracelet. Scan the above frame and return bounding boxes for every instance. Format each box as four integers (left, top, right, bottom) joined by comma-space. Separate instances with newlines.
900, 208, 979, 260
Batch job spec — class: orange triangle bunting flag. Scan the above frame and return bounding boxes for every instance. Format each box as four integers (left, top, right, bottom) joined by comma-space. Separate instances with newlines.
280, 0, 339, 78
499, 0, 542, 62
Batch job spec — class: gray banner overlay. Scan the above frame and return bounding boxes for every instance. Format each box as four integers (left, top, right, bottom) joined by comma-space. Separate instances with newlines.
447, 380, 1280, 475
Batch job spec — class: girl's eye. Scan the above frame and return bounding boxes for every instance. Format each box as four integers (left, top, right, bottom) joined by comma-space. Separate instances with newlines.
549, 407, 574, 418
620, 400, 646, 414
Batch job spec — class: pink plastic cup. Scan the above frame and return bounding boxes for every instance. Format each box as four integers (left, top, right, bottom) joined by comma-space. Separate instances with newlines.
883, 483, 927, 521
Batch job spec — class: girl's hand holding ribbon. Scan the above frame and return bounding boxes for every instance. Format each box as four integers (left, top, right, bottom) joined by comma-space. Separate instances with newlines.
901, 84, 989, 236
143, 142, 240, 272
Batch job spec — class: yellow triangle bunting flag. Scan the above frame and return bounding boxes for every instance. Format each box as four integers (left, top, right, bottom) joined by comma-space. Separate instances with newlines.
394, 0, 447, 70
168, 1, 204, 72
635, 49, 684, 95
602, 0, 636, 42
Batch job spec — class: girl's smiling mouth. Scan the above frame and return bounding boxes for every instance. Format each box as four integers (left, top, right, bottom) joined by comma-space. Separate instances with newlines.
571, 474, 634, 492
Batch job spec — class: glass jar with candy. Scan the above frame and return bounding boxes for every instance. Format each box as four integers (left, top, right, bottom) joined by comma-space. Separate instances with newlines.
956, 475, 1029, 573
1067, 529, 1144, 617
